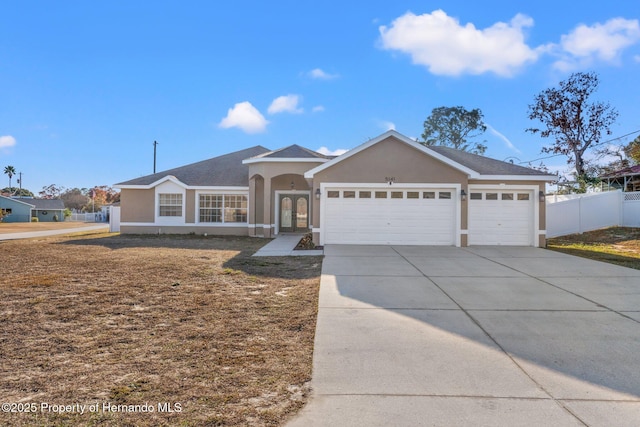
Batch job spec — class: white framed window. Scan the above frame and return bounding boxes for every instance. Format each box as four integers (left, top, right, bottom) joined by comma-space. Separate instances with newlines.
224, 195, 247, 223
199, 195, 223, 222
198, 194, 247, 223
159, 193, 183, 217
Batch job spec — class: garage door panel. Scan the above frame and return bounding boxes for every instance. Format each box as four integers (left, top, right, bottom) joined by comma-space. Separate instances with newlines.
323, 187, 456, 245
468, 190, 534, 246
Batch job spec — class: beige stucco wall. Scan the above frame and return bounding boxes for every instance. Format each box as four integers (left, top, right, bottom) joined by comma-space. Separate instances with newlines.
271, 173, 310, 191
185, 190, 196, 224
249, 176, 264, 236
184, 190, 196, 224
120, 189, 155, 222
248, 161, 322, 180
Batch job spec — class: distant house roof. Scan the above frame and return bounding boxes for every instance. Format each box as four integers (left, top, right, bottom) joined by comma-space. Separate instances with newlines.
116, 146, 270, 187
428, 146, 553, 177
0, 195, 34, 207
600, 164, 640, 179
14, 198, 65, 210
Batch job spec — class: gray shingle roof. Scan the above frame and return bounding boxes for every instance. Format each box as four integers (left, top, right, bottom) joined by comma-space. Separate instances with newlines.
14, 198, 65, 210
249, 144, 331, 160
116, 146, 271, 187
428, 146, 552, 176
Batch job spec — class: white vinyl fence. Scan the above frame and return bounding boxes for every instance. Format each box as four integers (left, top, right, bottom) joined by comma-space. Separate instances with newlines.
109, 206, 121, 232
69, 212, 106, 222
546, 190, 640, 238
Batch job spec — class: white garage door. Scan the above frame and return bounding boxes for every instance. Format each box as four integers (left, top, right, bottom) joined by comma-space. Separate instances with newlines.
323, 188, 456, 245
468, 190, 534, 246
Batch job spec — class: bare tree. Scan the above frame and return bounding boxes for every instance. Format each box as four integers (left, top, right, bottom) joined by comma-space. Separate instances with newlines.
526, 72, 618, 183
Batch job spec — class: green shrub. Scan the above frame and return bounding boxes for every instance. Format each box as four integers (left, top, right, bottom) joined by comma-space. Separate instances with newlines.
31, 217, 39, 222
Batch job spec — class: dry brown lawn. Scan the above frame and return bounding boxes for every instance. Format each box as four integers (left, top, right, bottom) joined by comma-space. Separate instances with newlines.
0, 232, 322, 426
0, 221, 104, 234
547, 226, 640, 270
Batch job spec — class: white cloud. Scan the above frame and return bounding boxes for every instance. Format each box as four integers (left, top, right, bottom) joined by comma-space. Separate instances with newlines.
218, 102, 269, 134
316, 146, 348, 156
485, 123, 520, 153
553, 18, 640, 71
268, 94, 303, 115
379, 10, 543, 77
0, 135, 17, 148
312, 105, 325, 113
308, 68, 339, 80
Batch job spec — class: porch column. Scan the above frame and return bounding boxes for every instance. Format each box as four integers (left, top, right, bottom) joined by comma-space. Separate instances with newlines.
248, 177, 257, 237
263, 178, 272, 238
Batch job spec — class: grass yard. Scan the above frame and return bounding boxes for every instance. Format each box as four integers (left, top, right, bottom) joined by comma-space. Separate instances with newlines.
547, 226, 640, 270
0, 232, 322, 426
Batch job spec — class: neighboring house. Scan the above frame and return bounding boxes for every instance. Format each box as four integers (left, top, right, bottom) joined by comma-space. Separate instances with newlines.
115, 130, 556, 247
600, 165, 640, 192
0, 196, 66, 222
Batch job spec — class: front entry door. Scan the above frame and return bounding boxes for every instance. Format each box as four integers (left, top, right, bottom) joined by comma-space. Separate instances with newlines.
279, 194, 309, 232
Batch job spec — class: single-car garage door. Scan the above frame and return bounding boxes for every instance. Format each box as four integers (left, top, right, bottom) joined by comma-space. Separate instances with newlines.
323, 187, 456, 245
468, 189, 534, 246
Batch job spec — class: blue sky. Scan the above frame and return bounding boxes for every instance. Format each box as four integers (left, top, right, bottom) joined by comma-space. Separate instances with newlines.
1, 1, 639, 193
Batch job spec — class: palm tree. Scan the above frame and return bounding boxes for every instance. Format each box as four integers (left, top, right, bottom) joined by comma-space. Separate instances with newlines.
4, 165, 16, 195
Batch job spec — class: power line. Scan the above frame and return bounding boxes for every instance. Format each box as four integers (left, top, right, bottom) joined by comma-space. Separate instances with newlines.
517, 128, 640, 165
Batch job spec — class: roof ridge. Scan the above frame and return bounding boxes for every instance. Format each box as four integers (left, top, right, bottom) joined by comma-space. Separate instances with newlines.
249, 144, 330, 160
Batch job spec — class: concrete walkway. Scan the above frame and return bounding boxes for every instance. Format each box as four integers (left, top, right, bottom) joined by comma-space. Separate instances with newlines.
0, 223, 109, 240
287, 245, 640, 427
253, 234, 323, 256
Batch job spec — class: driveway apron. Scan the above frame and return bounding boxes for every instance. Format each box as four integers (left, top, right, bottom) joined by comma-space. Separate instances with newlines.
287, 245, 640, 427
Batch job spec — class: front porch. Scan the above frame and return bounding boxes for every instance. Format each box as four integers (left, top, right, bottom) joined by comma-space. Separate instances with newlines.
247, 171, 316, 239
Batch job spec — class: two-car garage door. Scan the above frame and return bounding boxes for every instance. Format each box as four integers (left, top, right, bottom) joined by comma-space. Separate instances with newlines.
322, 186, 536, 246
323, 187, 456, 245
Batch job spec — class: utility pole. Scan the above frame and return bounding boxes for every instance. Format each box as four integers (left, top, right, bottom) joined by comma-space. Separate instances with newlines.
153, 140, 159, 173
18, 172, 22, 195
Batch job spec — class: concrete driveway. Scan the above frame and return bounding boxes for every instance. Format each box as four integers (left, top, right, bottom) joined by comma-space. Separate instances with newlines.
287, 245, 640, 427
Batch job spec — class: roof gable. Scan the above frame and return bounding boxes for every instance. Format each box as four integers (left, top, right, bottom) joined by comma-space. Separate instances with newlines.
304, 130, 478, 179
243, 144, 331, 164
116, 146, 270, 188
305, 130, 556, 181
